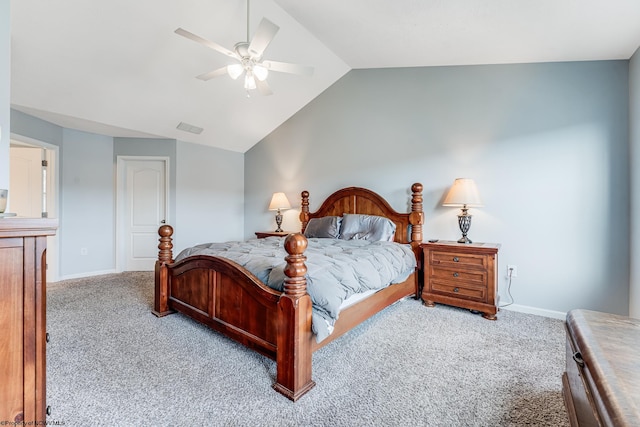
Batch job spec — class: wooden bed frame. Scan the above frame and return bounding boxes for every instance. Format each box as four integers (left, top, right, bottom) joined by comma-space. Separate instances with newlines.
152, 183, 424, 401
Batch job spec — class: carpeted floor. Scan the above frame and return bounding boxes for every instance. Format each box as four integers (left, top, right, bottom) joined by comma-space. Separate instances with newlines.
46, 272, 569, 426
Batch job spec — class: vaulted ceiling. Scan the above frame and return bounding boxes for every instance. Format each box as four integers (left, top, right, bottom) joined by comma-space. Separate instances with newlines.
10, 0, 640, 153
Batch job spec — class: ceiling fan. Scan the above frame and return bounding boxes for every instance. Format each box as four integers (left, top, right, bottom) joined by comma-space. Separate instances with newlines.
175, 0, 314, 96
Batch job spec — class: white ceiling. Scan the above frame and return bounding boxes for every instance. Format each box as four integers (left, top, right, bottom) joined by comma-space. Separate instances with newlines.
10, 0, 640, 153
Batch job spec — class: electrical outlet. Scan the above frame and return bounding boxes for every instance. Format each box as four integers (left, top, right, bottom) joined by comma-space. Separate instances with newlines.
507, 264, 517, 277
80, 248, 88, 256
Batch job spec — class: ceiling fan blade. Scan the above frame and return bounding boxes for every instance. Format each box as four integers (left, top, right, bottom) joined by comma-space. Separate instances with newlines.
248, 18, 279, 58
196, 67, 229, 81
175, 27, 237, 59
262, 60, 314, 76
255, 78, 273, 96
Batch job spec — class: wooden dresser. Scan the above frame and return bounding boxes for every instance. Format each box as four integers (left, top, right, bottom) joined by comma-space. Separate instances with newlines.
563, 309, 640, 427
421, 241, 500, 320
0, 218, 57, 424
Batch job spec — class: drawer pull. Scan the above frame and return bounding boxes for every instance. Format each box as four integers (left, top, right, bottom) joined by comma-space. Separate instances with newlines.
453, 257, 459, 262
453, 287, 459, 292
572, 351, 585, 368
453, 272, 459, 277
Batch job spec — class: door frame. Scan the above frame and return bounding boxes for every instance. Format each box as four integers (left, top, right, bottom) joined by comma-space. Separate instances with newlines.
9, 133, 60, 282
115, 156, 170, 273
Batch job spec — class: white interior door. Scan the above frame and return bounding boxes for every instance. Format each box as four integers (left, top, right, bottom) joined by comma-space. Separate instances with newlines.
119, 157, 168, 271
9, 142, 59, 282
9, 146, 42, 217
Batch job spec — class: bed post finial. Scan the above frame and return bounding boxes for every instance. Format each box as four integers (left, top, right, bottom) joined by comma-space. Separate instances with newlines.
158, 225, 174, 263
275, 233, 315, 401
410, 183, 424, 246
153, 224, 175, 317
300, 191, 310, 233
283, 233, 308, 297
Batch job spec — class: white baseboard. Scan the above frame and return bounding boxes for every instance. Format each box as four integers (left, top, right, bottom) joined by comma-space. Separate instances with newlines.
52, 269, 117, 283
500, 303, 566, 320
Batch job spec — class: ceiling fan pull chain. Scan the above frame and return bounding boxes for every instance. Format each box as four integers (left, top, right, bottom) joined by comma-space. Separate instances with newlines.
246, 0, 250, 43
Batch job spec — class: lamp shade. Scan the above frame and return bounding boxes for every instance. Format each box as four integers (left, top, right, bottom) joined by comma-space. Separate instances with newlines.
442, 178, 483, 207
269, 192, 291, 211
244, 72, 257, 90
227, 63, 244, 80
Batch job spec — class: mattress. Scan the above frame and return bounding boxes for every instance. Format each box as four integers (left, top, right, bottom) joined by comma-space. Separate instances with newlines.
175, 236, 416, 341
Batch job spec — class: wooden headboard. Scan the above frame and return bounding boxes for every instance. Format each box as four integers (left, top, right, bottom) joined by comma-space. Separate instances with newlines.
299, 183, 424, 246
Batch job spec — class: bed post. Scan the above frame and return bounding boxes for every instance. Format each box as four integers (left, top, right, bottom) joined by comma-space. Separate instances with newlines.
409, 183, 424, 297
299, 190, 310, 233
152, 224, 175, 317
273, 233, 316, 401
409, 182, 424, 248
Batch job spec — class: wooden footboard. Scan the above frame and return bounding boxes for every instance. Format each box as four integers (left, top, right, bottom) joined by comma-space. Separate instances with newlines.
153, 226, 315, 400
152, 183, 424, 401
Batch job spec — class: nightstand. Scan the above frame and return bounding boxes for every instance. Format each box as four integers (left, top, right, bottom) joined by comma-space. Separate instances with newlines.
255, 231, 295, 239
421, 241, 500, 320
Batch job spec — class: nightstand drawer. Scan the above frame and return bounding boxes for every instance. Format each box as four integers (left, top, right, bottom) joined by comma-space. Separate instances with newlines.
431, 280, 486, 301
429, 251, 488, 269
428, 266, 486, 286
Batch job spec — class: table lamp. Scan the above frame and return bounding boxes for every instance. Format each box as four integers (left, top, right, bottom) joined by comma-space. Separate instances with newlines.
442, 178, 483, 243
269, 192, 291, 232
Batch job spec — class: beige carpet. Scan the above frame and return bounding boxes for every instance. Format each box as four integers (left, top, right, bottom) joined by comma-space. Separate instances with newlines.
46, 272, 569, 426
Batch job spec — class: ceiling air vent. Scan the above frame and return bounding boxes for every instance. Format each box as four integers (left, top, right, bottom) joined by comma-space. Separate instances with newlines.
176, 122, 203, 134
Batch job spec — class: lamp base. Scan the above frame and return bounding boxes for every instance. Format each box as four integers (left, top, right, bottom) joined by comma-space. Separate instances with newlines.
457, 212, 473, 244
275, 211, 283, 232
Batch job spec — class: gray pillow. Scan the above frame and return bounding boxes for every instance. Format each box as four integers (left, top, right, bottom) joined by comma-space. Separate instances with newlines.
339, 214, 396, 242
303, 216, 342, 238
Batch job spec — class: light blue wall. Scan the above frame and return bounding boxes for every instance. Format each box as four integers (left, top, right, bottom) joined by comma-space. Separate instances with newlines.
11, 109, 63, 146
0, 1, 9, 188
61, 129, 115, 275
113, 138, 245, 252
175, 140, 244, 251
630, 48, 640, 318
10, 113, 116, 277
10, 111, 245, 278
246, 61, 631, 316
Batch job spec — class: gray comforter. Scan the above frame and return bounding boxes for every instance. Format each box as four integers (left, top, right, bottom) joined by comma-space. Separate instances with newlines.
175, 237, 416, 342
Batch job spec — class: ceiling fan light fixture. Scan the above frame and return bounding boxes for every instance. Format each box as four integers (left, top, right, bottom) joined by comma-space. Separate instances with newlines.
253, 64, 268, 81
244, 72, 257, 90
175, 0, 313, 96
227, 63, 244, 80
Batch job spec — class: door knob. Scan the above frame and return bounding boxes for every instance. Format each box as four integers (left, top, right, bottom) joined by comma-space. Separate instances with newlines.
160, 220, 166, 224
